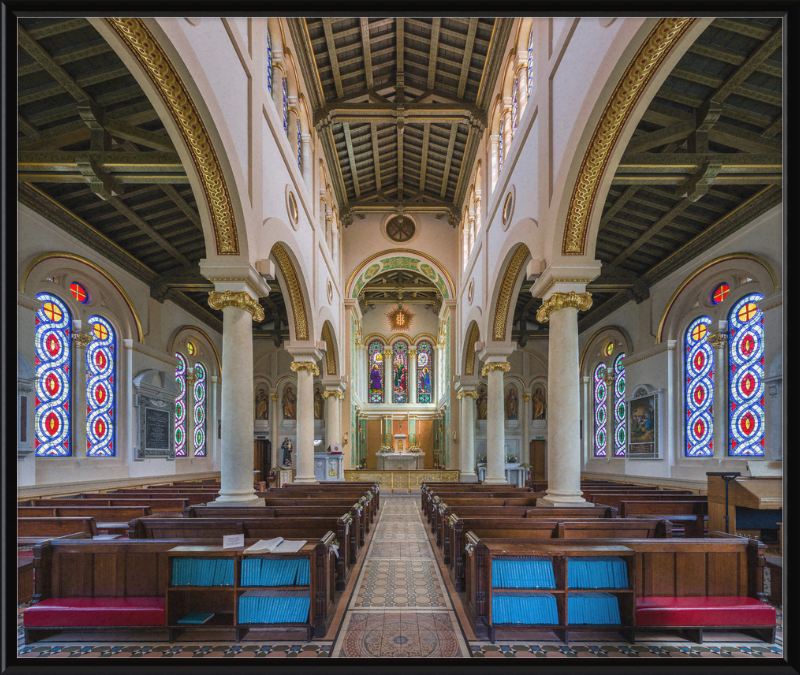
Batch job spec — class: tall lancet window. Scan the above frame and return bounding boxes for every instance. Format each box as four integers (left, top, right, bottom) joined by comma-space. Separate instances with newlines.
175, 352, 188, 457
527, 30, 534, 96
193, 362, 207, 457
511, 78, 518, 132
392, 341, 409, 404
613, 352, 626, 457
266, 30, 273, 94
367, 340, 385, 404
86, 315, 116, 456
728, 293, 765, 456
498, 119, 504, 175
416, 340, 434, 404
593, 362, 607, 457
282, 77, 288, 133
685, 316, 714, 457
296, 119, 302, 169
34, 293, 72, 456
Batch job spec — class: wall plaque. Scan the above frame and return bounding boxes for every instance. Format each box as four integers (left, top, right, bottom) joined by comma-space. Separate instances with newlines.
137, 393, 175, 459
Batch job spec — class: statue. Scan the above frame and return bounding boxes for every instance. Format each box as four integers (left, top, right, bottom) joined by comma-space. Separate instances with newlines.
255, 387, 268, 420
533, 387, 546, 420
282, 385, 296, 420
506, 387, 518, 420
281, 437, 293, 466
476, 386, 488, 420
314, 387, 324, 420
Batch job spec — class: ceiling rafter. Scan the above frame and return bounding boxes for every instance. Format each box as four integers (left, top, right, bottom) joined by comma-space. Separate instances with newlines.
427, 18, 440, 89
322, 19, 345, 99
360, 19, 374, 90
457, 19, 479, 98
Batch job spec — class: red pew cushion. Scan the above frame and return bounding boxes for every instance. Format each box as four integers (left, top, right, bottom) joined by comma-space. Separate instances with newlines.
636, 596, 776, 627
24, 597, 165, 627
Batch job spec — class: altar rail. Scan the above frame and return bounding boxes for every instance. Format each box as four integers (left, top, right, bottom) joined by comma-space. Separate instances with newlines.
345, 470, 460, 493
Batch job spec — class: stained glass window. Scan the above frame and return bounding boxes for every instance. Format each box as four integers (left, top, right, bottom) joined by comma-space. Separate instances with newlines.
70, 282, 88, 303
527, 30, 533, 96
296, 119, 302, 169
34, 293, 72, 456
593, 362, 607, 457
194, 362, 207, 457
729, 293, 765, 456
613, 352, 626, 457
685, 316, 714, 457
498, 119, 504, 175
711, 282, 730, 305
175, 352, 187, 457
86, 316, 115, 456
512, 77, 518, 132
603, 341, 614, 357
267, 31, 273, 95
367, 340, 385, 403
392, 341, 410, 404
282, 77, 288, 134
417, 340, 434, 404
186, 341, 196, 356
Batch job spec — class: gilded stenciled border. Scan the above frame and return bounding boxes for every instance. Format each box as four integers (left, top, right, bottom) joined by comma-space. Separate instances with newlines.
106, 18, 240, 255
491, 244, 530, 342
321, 322, 337, 375
271, 243, 309, 341
562, 18, 695, 256
464, 322, 481, 376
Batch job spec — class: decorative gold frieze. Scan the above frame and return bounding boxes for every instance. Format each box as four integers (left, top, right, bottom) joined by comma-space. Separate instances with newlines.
290, 361, 320, 377
464, 322, 480, 375
107, 18, 240, 255
71, 331, 95, 349
321, 322, 337, 375
322, 390, 345, 400
492, 244, 530, 341
481, 362, 510, 376
457, 390, 479, 400
562, 18, 695, 255
536, 291, 593, 323
270, 243, 309, 341
208, 290, 265, 322
708, 331, 728, 349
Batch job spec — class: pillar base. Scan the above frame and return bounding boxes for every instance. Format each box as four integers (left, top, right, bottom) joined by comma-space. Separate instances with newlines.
536, 496, 593, 508
211, 495, 265, 507
459, 472, 479, 483
482, 477, 509, 485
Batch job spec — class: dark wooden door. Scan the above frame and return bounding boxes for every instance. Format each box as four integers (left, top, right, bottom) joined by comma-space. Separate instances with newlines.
530, 440, 546, 481
253, 439, 270, 483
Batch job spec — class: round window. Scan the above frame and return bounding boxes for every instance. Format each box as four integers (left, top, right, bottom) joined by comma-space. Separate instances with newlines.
187, 341, 196, 356
70, 282, 89, 303
386, 216, 416, 242
711, 282, 730, 305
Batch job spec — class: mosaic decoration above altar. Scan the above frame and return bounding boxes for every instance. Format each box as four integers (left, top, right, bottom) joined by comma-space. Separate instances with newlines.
348, 251, 453, 300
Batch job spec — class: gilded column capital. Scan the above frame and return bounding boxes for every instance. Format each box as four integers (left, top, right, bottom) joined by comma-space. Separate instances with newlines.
270, 392, 278, 402
208, 290, 264, 322
290, 361, 320, 377
408, 346, 418, 356
323, 390, 345, 400
456, 390, 479, 400
523, 393, 531, 402
186, 372, 198, 387
481, 362, 510, 377
708, 331, 728, 349
602, 371, 615, 386
536, 291, 592, 323
383, 347, 394, 356
71, 331, 95, 349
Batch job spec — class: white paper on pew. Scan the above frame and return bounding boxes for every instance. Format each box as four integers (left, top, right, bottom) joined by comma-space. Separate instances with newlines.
274, 539, 307, 553
244, 537, 283, 553
222, 533, 245, 549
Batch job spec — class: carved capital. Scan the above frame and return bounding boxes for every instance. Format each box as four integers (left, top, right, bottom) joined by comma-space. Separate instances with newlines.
291, 361, 320, 377
383, 347, 394, 356
602, 372, 615, 386
270, 392, 278, 401
481, 362, 510, 376
71, 331, 95, 349
208, 290, 265, 322
186, 373, 198, 387
708, 331, 728, 349
323, 390, 345, 400
456, 390, 478, 400
408, 346, 418, 356
523, 393, 531, 402
536, 291, 592, 323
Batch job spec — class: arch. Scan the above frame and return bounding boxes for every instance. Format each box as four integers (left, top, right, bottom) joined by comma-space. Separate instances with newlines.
412, 333, 438, 346
489, 243, 530, 342
101, 19, 247, 256
321, 321, 338, 377
20, 252, 144, 342
169, 325, 221, 376
347, 249, 454, 299
174, 351, 189, 457
462, 321, 481, 376
270, 242, 312, 342
18, 351, 35, 381
579, 325, 633, 376
389, 335, 412, 346
656, 253, 779, 343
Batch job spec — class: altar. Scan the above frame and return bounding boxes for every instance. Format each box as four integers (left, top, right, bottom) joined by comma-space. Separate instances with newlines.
377, 452, 424, 471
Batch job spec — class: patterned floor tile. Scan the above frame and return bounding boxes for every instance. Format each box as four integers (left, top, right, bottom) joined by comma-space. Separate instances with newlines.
351, 559, 448, 609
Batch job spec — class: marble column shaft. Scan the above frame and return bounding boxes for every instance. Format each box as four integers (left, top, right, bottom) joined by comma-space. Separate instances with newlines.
270, 393, 279, 468
459, 390, 478, 482
409, 347, 418, 403
383, 348, 393, 404
71, 323, 91, 458
484, 363, 509, 484
710, 332, 728, 457
522, 393, 531, 465
325, 391, 342, 450
293, 362, 318, 483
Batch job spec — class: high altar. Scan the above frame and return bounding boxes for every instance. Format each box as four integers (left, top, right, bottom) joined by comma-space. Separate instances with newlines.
376, 433, 424, 470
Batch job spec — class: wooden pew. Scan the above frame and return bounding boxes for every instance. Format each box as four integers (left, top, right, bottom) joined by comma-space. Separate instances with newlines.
27, 498, 191, 517
618, 500, 708, 537
274, 483, 380, 509
18, 517, 98, 539
587, 492, 707, 509
272, 487, 379, 523
18, 506, 152, 535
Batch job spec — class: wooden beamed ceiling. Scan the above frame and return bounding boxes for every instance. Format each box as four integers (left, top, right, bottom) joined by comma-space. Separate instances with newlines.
290, 17, 514, 225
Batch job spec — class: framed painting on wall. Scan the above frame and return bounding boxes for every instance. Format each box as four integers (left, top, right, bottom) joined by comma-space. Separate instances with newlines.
628, 390, 658, 458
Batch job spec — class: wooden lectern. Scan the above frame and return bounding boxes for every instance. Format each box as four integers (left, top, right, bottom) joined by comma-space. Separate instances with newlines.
707, 475, 782, 544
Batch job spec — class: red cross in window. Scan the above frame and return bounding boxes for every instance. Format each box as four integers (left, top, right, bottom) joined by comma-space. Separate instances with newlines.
42, 302, 62, 322
713, 283, 729, 304
738, 302, 758, 323
691, 323, 707, 342
93, 322, 108, 340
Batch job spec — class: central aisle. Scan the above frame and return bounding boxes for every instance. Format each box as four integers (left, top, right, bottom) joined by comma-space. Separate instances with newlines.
332, 495, 470, 657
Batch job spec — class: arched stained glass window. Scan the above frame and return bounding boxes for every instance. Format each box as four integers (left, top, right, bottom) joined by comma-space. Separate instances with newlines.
729, 293, 765, 456
194, 362, 207, 457
498, 119, 504, 175
392, 341, 409, 404
367, 340, 385, 403
511, 77, 518, 132
417, 340, 434, 404
34, 293, 72, 456
70, 282, 88, 303
296, 119, 302, 169
282, 77, 289, 134
86, 316, 115, 456
527, 30, 533, 96
613, 352, 626, 457
593, 362, 607, 457
175, 352, 187, 457
711, 282, 730, 305
685, 316, 714, 457
267, 31, 273, 95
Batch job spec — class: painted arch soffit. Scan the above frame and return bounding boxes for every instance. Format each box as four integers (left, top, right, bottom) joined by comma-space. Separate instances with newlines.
347, 249, 454, 300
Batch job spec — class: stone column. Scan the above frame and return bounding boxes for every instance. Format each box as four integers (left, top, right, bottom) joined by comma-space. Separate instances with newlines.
211, 375, 220, 464
71, 323, 94, 458
273, 62, 285, 119
208, 290, 265, 506
301, 132, 312, 187
457, 389, 478, 482
270, 392, 279, 468
502, 103, 513, 148
288, 106, 299, 147
490, 135, 500, 187
522, 392, 531, 465
324, 389, 344, 450
517, 62, 529, 114
383, 346, 393, 404
482, 360, 510, 484
124, 339, 135, 461
291, 357, 320, 483
536, 291, 593, 506
331, 225, 339, 265
708, 331, 728, 457
666, 340, 677, 463
408, 346, 418, 404
581, 376, 591, 461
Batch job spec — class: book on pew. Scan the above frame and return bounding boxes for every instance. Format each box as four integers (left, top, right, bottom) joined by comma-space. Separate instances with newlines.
244, 537, 284, 553
177, 612, 215, 625
275, 539, 307, 553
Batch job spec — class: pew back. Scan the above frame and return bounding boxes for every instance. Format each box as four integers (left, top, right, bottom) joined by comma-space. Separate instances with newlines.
19, 517, 97, 538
